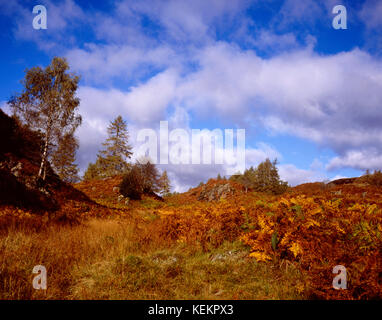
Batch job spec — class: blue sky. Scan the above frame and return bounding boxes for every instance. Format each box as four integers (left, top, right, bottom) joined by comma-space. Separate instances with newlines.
1, 0, 382, 191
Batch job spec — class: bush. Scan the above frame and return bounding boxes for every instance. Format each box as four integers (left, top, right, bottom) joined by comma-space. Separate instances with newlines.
119, 160, 161, 200
119, 166, 144, 200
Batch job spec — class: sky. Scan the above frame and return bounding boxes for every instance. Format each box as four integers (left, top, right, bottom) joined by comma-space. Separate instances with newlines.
1, 0, 382, 191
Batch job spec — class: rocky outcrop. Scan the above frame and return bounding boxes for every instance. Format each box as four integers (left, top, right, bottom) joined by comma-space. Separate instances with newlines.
198, 183, 236, 201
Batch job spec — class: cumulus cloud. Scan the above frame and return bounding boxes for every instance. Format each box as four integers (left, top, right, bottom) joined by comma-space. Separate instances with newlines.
77, 69, 178, 125
66, 44, 179, 84
74, 41, 382, 181
327, 149, 382, 171
183, 44, 382, 163
173, 44, 382, 165
3, 0, 382, 188
278, 163, 327, 186
158, 142, 282, 192
2, 0, 87, 51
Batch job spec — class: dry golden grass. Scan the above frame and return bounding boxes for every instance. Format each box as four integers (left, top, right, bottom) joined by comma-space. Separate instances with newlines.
1, 177, 381, 300
0, 217, 307, 300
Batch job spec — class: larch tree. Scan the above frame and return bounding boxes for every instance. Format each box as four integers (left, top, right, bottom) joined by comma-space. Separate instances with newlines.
8, 57, 81, 182
83, 161, 101, 181
84, 115, 132, 179
229, 159, 288, 194
159, 170, 171, 196
252, 159, 288, 194
51, 132, 80, 183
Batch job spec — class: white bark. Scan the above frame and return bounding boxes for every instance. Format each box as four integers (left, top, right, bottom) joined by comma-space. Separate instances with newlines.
38, 135, 49, 181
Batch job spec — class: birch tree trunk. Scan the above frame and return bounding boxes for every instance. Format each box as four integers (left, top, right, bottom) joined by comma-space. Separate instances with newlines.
38, 135, 49, 181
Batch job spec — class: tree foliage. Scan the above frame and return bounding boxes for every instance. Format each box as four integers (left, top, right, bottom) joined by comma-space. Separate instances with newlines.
51, 133, 80, 183
159, 170, 171, 196
360, 169, 382, 187
83, 161, 101, 181
119, 159, 161, 200
8, 57, 81, 182
84, 115, 132, 180
230, 158, 288, 194
119, 165, 144, 200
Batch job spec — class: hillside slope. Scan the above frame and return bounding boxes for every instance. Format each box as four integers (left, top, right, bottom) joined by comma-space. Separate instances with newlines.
0, 109, 105, 222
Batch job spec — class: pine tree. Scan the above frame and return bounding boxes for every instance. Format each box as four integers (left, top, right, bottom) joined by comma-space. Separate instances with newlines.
9, 57, 81, 182
51, 133, 80, 183
159, 170, 171, 196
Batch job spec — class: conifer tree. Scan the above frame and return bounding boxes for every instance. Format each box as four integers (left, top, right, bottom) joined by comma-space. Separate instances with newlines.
52, 132, 80, 183
229, 159, 288, 194
98, 115, 132, 175
83, 162, 100, 181
159, 170, 171, 196
84, 115, 133, 180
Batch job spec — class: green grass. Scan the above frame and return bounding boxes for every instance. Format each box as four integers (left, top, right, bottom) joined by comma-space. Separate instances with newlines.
69, 240, 307, 300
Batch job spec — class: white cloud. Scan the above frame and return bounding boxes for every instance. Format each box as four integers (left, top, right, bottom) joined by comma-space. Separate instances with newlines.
327, 149, 382, 171
126, 0, 249, 42
158, 142, 282, 192
77, 68, 178, 125
6, 0, 86, 51
278, 163, 327, 186
178, 44, 382, 167
66, 44, 179, 83
273, 0, 325, 29
0, 101, 11, 115
249, 29, 300, 53
246, 143, 281, 166
74, 42, 382, 180
330, 174, 349, 181
4, 0, 382, 187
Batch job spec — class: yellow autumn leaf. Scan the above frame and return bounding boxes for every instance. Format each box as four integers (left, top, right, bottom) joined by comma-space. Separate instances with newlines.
366, 204, 378, 215
249, 251, 272, 262
289, 242, 303, 257
309, 207, 322, 215
306, 219, 320, 228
